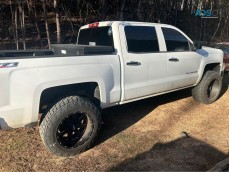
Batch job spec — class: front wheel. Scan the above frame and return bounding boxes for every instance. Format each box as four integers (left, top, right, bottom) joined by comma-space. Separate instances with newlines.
192, 70, 222, 104
39, 96, 102, 157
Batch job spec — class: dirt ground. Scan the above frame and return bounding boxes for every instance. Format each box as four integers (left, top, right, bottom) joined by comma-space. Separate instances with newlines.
0, 74, 229, 171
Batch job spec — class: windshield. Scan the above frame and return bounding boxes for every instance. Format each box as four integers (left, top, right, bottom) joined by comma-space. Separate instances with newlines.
77, 26, 114, 47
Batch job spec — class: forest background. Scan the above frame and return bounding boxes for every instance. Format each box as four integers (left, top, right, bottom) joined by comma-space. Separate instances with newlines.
0, 0, 228, 50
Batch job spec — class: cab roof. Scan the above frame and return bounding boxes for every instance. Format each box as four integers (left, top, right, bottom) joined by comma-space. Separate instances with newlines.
80, 21, 172, 29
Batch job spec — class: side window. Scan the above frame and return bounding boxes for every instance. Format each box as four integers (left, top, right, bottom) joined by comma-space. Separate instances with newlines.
162, 27, 191, 52
125, 26, 159, 53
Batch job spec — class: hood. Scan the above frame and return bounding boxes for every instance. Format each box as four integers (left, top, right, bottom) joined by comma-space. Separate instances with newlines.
197, 46, 224, 57
202, 46, 224, 54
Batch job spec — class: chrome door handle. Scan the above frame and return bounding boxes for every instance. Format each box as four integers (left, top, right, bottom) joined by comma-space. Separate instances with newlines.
169, 57, 179, 62
126, 61, 141, 66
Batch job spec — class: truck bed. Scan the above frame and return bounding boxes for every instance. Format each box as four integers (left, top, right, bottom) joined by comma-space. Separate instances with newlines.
0, 44, 114, 59
0, 49, 54, 58
51, 44, 114, 56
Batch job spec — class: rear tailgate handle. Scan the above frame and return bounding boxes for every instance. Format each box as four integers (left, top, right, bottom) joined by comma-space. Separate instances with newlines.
169, 57, 179, 62
126, 61, 141, 66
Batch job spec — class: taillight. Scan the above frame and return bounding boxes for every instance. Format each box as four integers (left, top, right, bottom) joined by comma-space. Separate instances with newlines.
89, 22, 99, 28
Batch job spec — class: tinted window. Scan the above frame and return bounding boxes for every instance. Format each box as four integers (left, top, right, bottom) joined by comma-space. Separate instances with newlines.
125, 26, 159, 53
78, 26, 114, 47
162, 28, 190, 52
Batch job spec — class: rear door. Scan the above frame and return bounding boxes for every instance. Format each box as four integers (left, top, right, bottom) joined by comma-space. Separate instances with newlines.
161, 27, 202, 90
119, 24, 168, 100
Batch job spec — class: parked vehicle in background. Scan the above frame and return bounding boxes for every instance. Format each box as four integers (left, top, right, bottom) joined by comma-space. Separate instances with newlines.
215, 42, 229, 71
0, 21, 224, 157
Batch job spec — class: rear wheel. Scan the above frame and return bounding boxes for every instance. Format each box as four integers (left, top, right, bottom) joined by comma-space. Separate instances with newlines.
39, 96, 102, 157
192, 70, 222, 104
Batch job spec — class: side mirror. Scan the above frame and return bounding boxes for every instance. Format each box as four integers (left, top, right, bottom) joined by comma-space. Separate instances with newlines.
194, 42, 202, 50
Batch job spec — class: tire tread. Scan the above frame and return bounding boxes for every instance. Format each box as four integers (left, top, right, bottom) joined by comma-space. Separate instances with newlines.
192, 71, 222, 104
39, 96, 101, 157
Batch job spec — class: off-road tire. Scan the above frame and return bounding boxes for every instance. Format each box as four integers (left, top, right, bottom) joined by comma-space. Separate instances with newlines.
39, 96, 102, 157
192, 70, 222, 104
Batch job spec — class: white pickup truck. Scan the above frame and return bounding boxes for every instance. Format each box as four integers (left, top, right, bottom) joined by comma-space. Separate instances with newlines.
0, 21, 224, 156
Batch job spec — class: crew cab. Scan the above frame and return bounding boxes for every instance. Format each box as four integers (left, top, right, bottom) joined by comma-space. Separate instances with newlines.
0, 21, 224, 156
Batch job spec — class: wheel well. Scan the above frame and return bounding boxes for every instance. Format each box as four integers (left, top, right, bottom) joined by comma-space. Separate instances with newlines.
204, 63, 220, 74
38, 82, 100, 124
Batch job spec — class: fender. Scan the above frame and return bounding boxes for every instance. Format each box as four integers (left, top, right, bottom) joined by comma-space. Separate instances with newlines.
6, 55, 121, 128
195, 47, 224, 85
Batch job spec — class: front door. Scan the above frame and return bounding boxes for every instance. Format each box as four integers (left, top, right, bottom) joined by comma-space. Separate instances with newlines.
119, 25, 168, 101
161, 27, 202, 90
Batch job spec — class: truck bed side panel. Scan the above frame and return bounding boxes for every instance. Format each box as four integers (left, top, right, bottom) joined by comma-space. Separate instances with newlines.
0, 55, 121, 129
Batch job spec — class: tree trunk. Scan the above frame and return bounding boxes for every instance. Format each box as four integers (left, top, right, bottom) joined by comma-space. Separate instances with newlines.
26, 0, 32, 13
42, 0, 51, 48
10, 0, 17, 49
14, 3, 19, 50
54, 0, 61, 44
34, 0, 41, 39
61, 3, 75, 43
27, 0, 42, 45
181, 0, 188, 11
221, 10, 229, 38
18, 0, 26, 50
22, 2, 26, 49
211, 15, 222, 42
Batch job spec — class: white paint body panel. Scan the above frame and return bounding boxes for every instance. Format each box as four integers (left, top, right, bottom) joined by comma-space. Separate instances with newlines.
0, 21, 224, 129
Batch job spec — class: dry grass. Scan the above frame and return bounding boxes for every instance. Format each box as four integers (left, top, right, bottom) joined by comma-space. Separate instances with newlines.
0, 75, 229, 171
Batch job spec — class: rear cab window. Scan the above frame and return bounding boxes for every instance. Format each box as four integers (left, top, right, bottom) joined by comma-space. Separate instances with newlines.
124, 26, 159, 53
162, 27, 194, 52
78, 26, 114, 47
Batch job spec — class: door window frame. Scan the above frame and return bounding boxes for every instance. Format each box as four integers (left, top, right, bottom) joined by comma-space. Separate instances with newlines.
160, 26, 195, 52
124, 25, 161, 54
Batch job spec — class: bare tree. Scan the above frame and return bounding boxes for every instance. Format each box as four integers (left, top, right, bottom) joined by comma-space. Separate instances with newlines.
211, 14, 222, 41
181, 0, 188, 11
18, 0, 26, 49
54, 0, 61, 43
10, 0, 19, 50
42, 0, 51, 48
1, 0, 229, 49
27, 0, 42, 45
61, 3, 76, 42
14, 2, 19, 50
